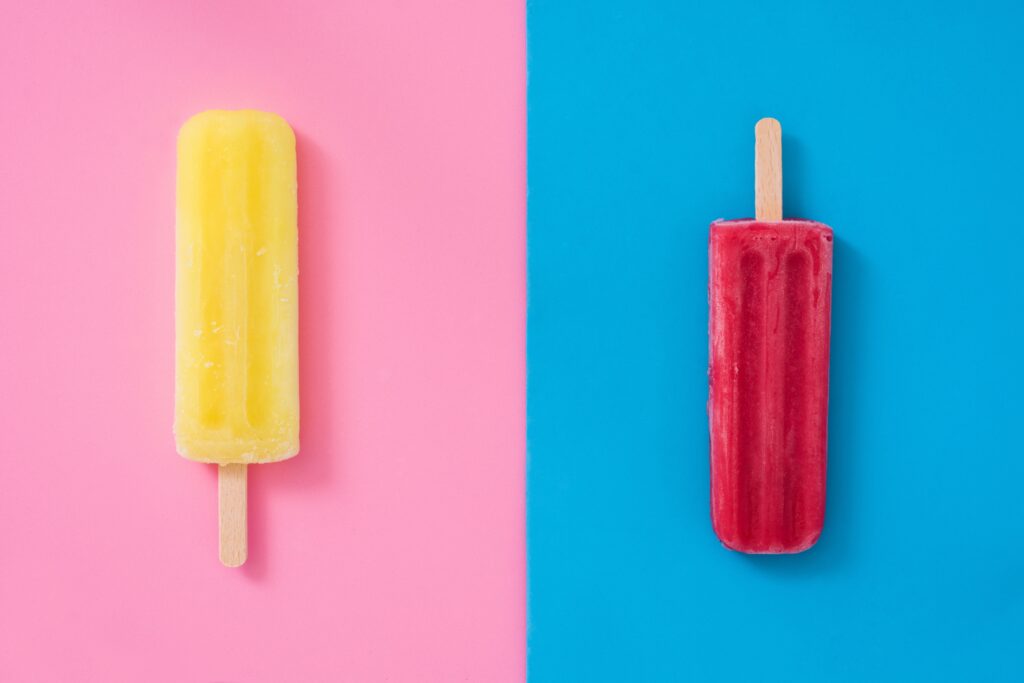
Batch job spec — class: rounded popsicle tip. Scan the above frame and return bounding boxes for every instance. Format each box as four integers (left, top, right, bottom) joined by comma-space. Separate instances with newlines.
714, 527, 822, 555
250, 110, 296, 146
177, 109, 295, 147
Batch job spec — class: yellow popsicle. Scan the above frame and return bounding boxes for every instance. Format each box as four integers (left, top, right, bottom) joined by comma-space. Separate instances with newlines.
174, 110, 299, 465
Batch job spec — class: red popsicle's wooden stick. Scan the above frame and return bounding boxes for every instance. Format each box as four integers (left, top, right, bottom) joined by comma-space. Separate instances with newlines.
755, 117, 782, 221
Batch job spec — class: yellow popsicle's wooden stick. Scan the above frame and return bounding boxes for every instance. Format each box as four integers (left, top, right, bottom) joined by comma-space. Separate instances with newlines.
755, 117, 782, 221
218, 464, 247, 567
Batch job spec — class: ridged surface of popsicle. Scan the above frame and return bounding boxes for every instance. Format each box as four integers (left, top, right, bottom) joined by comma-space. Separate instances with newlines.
709, 219, 832, 553
175, 110, 299, 464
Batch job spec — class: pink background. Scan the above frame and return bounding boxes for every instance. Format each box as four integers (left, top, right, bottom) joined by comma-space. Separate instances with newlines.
0, 2, 524, 681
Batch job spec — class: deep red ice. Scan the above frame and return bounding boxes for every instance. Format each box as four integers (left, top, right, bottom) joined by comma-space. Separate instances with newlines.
709, 220, 833, 553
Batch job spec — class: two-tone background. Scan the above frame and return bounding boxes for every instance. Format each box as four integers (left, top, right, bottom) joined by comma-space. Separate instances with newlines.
1, 1, 1021, 681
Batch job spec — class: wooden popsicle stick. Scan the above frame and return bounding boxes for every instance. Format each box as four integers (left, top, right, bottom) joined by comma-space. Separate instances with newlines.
218, 464, 247, 567
755, 117, 783, 221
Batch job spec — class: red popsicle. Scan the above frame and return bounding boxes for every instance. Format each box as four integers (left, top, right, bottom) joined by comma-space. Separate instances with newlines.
708, 118, 833, 553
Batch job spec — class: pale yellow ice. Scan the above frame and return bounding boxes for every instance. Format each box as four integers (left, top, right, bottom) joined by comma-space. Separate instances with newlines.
174, 110, 299, 464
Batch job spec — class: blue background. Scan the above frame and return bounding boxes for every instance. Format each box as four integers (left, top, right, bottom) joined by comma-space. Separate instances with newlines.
527, 1, 1024, 680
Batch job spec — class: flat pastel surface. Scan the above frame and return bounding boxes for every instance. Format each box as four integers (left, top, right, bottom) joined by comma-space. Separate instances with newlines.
0, 2, 523, 681
527, 1, 1024, 681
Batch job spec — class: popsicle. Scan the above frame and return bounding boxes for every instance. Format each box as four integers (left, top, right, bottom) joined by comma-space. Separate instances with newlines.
708, 118, 832, 553
175, 110, 299, 567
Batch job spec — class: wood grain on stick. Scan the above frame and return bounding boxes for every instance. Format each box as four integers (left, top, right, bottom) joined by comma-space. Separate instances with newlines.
218, 464, 247, 567
755, 117, 783, 221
